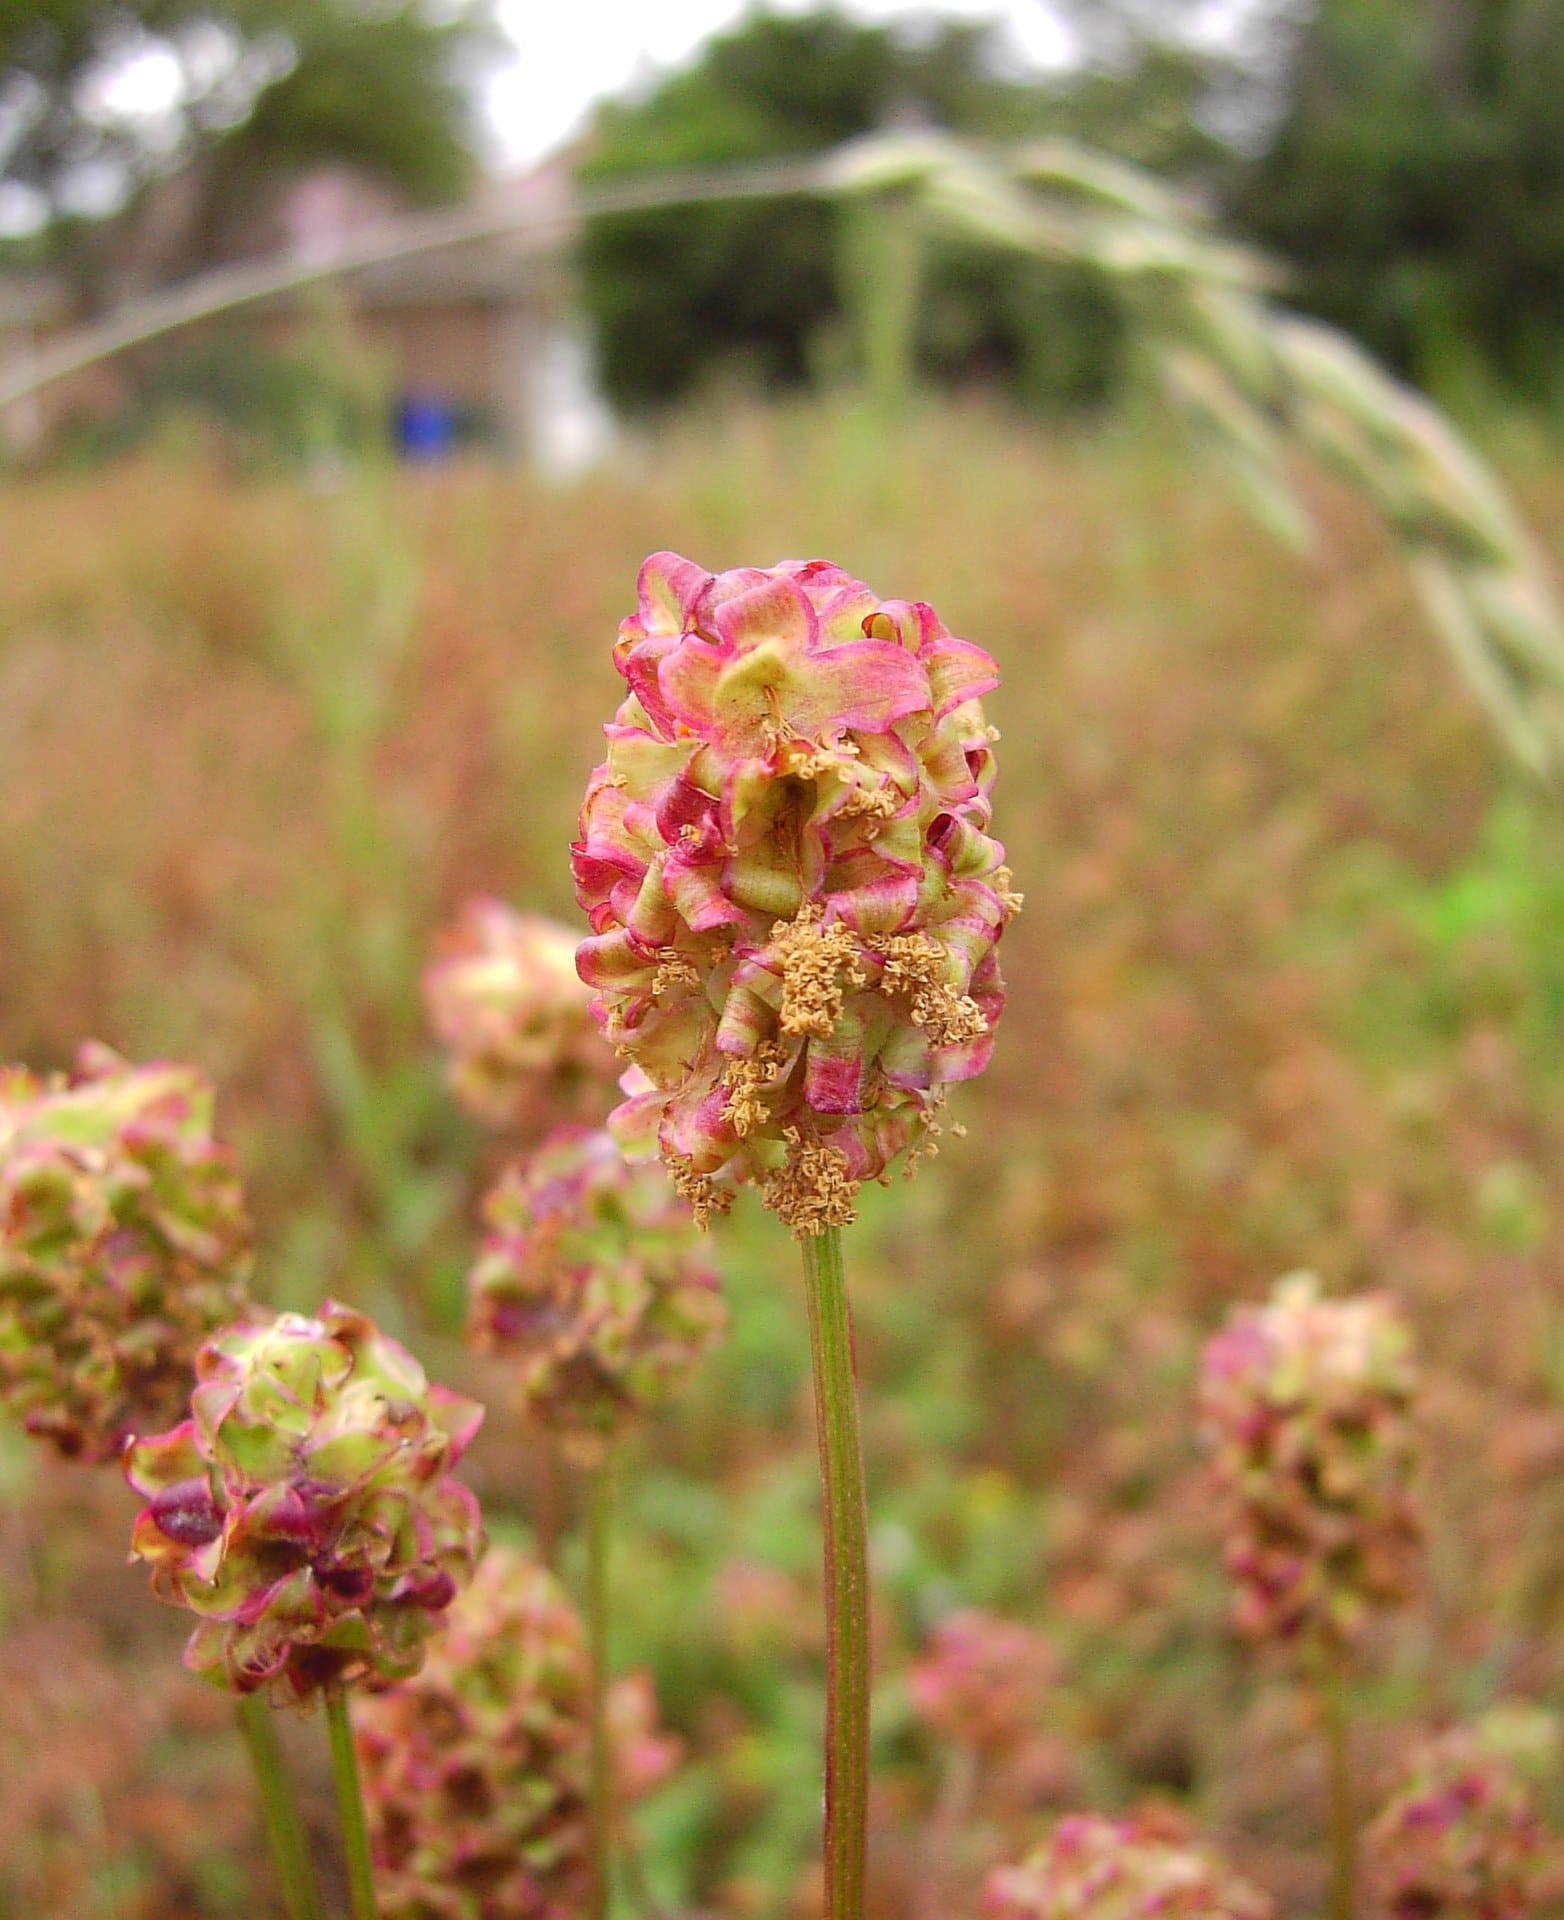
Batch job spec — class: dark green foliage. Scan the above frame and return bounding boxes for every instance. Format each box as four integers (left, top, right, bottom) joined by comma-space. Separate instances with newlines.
0, 0, 490, 230
1233, 0, 1564, 401
576, 9, 1221, 413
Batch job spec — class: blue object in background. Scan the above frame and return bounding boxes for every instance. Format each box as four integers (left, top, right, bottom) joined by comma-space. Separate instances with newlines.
395, 390, 458, 462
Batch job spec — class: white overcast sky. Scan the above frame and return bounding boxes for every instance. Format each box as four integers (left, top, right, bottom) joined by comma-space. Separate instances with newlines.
485, 2, 1079, 169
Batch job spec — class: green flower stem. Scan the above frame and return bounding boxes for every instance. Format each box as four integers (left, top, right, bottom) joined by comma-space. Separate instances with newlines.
325, 1685, 380, 1920
587, 1457, 615, 1920
801, 1221, 871, 1920
237, 1695, 327, 1920
1320, 1666, 1357, 1920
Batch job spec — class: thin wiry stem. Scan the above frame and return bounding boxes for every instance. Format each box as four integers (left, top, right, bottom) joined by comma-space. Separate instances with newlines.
237, 1695, 327, 1920
587, 1459, 615, 1920
1320, 1665, 1357, 1920
801, 1222, 872, 1920
325, 1686, 380, 1920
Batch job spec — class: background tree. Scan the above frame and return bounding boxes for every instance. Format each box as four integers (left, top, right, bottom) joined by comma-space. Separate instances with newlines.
0, 0, 493, 287
1231, 0, 1564, 402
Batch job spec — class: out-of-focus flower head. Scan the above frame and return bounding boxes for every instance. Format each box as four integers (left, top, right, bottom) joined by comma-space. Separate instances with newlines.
1365, 1728, 1559, 1920
0, 1043, 253, 1462
983, 1809, 1275, 1919
1198, 1272, 1421, 1657
423, 899, 617, 1131
572, 552, 1020, 1236
126, 1302, 483, 1704
354, 1543, 677, 1920
908, 1607, 1059, 1753
467, 1126, 724, 1464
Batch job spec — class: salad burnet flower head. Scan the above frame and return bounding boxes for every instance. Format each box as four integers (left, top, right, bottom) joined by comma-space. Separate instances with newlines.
0, 1043, 252, 1461
908, 1607, 1059, 1754
126, 1301, 484, 1704
1198, 1272, 1422, 1657
572, 552, 1020, 1236
1365, 1728, 1559, 1920
467, 1126, 724, 1464
983, 1809, 1275, 1919
423, 898, 617, 1131
354, 1543, 677, 1920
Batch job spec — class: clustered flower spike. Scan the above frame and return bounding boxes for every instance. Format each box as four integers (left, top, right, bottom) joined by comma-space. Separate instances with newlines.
423, 899, 617, 1131
983, 1810, 1275, 1919
1198, 1272, 1422, 1656
572, 552, 1020, 1235
908, 1608, 1059, 1753
125, 1302, 484, 1703
0, 1042, 253, 1461
1364, 1730, 1559, 1920
354, 1544, 678, 1920
467, 1127, 724, 1464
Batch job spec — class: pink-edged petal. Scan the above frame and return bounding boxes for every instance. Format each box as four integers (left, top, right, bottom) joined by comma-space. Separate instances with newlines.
577, 928, 659, 993
710, 574, 818, 654
657, 637, 725, 736
826, 865, 920, 938
638, 550, 713, 634
924, 636, 1000, 717
664, 850, 751, 932
803, 639, 929, 735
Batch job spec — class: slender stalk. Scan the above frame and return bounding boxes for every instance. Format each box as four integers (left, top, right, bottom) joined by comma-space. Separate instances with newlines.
1320, 1666, 1356, 1920
587, 1458, 615, 1920
916, 1741, 978, 1920
325, 1685, 380, 1920
801, 1222, 872, 1920
237, 1695, 327, 1920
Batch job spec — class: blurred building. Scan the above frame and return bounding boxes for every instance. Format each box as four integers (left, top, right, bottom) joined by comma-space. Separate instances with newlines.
0, 153, 612, 471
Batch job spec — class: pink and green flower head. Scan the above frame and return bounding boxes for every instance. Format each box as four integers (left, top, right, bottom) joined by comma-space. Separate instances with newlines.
572, 552, 1021, 1236
984, 1810, 1275, 1919
126, 1301, 484, 1704
467, 1126, 724, 1464
1365, 1729, 1559, 1920
353, 1543, 678, 1920
423, 898, 617, 1131
1198, 1272, 1422, 1658
908, 1608, 1059, 1754
0, 1042, 253, 1461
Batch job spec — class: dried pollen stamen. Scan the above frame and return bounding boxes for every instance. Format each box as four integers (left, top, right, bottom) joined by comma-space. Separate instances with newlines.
993, 865, 1025, 919
723, 1043, 785, 1138
900, 1091, 949, 1180
870, 933, 988, 1047
839, 784, 900, 822
763, 1125, 859, 1237
772, 908, 867, 1040
793, 742, 899, 823
663, 1152, 732, 1232
651, 949, 700, 996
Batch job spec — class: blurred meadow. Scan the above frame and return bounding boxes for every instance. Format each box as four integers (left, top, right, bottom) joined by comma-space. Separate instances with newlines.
5, 398, 1564, 1914
9, 3, 1564, 1916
